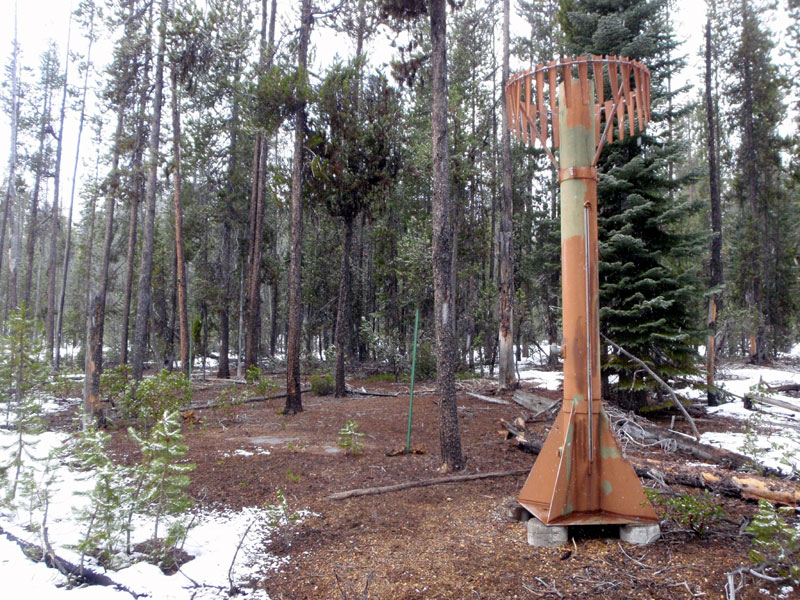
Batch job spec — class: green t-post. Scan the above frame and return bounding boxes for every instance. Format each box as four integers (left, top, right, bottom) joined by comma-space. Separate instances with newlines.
406, 307, 420, 453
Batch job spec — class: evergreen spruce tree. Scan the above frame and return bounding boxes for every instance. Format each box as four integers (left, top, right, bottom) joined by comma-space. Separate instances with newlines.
724, 0, 798, 359
559, 0, 705, 410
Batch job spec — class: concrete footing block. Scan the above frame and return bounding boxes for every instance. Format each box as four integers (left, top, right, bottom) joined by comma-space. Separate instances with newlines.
526, 517, 568, 547
620, 522, 661, 545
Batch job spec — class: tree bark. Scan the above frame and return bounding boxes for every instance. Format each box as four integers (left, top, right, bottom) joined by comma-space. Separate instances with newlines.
334, 216, 354, 397
56, 6, 95, 370
285, 0, 312, 415
497, 0, 515, 390
132, 0, 169, 380
80, 141, 100, 429
429, 0, 463, 470
170, 67, 190, 377
46, 24, 72, 363
704, 14, 723, 406
85, 95, 124, 421
244, 136, 263, 369
121, 2, 153, 365
0, 8, 19, 309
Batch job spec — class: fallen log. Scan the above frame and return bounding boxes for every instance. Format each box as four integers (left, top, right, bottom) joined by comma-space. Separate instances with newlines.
512, 390, 554, 413
502, 422, 800, 506
0, 525, 139, 597
345, 386, 400, 398
765, 382, 800, 393
326, 469, 529, 500
744, 392, 800, 414
466, 391, 510, 405
185, 387, 311, 411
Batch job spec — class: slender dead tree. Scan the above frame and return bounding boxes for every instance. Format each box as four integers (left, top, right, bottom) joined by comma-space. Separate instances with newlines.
2, 4, 20, 316
497, 0, 515, 390
24, 48, 57, 308
46, 16, 72, 365
244, 0, 277, 370
56, 3, 95, 370
285, 0, 312, 415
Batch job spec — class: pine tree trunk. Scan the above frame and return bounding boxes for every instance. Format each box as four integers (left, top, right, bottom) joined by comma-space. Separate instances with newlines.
430, 0, 463, 470
269, 251, 279, 357
705, 15, 723, 405
132, 0, 169, 381
245, 135, 266, 369
1, 9, 20, 318
86, 103, 124, 420
335, 216, 354, 398
170, 67, 190, 378
217, 224, 231, 378
56, 7, 94, 370
47, 20, 73, 365
739, 1, 765, 363
497, 0, 515, 390
24, 52, 54, 309
80, 155, 99, 429
285, 0, 312, 415
121, 2, 153, 366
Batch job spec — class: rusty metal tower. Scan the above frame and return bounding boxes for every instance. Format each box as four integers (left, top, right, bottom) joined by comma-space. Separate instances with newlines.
505, 56, 658, 528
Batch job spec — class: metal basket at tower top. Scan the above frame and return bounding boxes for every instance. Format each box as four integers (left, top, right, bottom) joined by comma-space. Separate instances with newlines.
505, 55, 651, 167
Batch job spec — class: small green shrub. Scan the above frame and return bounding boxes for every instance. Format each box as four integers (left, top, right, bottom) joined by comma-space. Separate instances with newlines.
245, 365, 261, 385
746, 499, 800, 583
245, 365, 277, 397
337, 420, 364, 455
660, 490, 726, 534
413, 342, 436, 380
117, 370, 192, 429
100, 364, 133, 408
310, 373, 334, 396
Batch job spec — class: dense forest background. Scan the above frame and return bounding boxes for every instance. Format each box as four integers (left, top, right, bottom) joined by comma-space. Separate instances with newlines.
1, 0, 798, 430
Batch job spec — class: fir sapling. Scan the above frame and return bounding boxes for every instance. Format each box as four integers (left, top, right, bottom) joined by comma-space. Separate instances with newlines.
72, 428, 128, 569
128, 410, 196, 557
0, 307, 49, 502
746, 499, 800, 583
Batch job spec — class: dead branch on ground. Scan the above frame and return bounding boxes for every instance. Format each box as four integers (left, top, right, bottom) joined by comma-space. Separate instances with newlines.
602, 334, 700, 440
326, 469, 529, 500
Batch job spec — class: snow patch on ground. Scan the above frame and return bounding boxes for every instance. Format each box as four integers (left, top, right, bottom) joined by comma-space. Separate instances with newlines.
678, 363, 800, 475
1, 417, 303, 599
517, 361, 563, 391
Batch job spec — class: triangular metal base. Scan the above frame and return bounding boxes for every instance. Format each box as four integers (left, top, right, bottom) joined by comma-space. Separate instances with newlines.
518, 403, 658, 526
